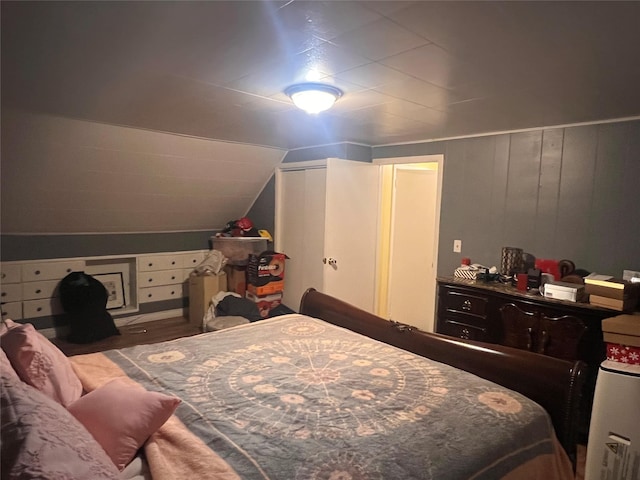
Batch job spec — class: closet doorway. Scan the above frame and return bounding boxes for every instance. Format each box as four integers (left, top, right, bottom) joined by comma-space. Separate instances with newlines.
375, 157, 442, 332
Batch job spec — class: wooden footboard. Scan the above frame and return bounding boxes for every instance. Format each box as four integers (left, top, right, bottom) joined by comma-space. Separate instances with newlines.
299, 288, 585, 465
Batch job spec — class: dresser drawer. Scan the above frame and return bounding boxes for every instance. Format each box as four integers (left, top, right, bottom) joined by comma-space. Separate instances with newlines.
180, 251, 206, 269
439, 317, 488, 341
1, 283, 23, 303
23, 298, 64, 318
1, 301, 23, 320
138, 269, 187, 288
139, 284, 187, 303
1, 264, 22, 283
21, 260, 85, 282
22, 280, 61, 300
442, 290, 488, 318
138, 255, 183, 272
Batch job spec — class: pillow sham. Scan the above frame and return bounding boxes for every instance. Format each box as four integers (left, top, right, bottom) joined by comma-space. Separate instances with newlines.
0, 322, 83, 407
0, 374, 119, 479
68, 377, 181, 471
0, 347, 20, 382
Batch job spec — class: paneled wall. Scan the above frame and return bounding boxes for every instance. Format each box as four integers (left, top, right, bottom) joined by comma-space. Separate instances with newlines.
374, 120, 640, 277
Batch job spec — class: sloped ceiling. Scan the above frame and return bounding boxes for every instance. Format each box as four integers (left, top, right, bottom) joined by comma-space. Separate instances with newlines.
3, 1, 640, 150
2, 1, 640, 235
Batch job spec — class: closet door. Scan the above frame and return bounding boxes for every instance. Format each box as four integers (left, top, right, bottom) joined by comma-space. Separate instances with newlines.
323, 159, 379, 313
276, 167, 326, 310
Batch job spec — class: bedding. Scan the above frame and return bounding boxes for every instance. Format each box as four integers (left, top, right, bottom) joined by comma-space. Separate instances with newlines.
70, 313, 574, 480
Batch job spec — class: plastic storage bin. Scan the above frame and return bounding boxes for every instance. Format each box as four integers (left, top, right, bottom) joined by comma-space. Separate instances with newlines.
211, 237, 267, 265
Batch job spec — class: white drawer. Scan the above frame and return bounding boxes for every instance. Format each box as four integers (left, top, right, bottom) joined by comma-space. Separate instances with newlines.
139, 284, 187, 303
22, 280, 61, 300
138, 269, 186, 288
1, 264, 22, 283
23, 298, 64, 318
1, 301, 23, 320
138, 255, 182, 272
21, 260, 85, 282
1, 283, 23, 303
180, 251, 206, 269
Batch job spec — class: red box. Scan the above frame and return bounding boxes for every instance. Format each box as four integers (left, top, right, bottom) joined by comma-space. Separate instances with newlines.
245, 291, 283, 318
246, 252, 287, 296
606, 343, 640, 365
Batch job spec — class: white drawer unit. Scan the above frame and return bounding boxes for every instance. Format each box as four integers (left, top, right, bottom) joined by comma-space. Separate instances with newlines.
139, 284, 187, 303
1, 249, 208, 325
1, 263, 22, 283
1, 283, 23, 303
21, 260, 85, 282
1, 301, 23, 320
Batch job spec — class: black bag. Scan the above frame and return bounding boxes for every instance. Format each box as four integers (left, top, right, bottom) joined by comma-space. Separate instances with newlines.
59, 271, 120, 344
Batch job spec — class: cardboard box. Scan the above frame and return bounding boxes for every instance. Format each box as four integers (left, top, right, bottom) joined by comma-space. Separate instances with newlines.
584, 277, 639, 300
603, 314, 640, 364
224, 265, 247, 296
245, 291, 283, 318
602, 314, 640, 346
589, 294, 638, 312
188, 272, 227, 327
246, 252, 287, 296
543, 281, 585, 302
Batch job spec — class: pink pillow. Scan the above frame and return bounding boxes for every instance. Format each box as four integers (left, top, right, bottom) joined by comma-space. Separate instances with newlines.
1, 318, 17, 335
1, 374, 119, 479
1, 347, 20, 382
0, 323, 82, 407
68, 377, 181, 470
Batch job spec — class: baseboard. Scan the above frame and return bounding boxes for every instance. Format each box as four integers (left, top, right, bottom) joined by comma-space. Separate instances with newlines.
40, 308, 188, 339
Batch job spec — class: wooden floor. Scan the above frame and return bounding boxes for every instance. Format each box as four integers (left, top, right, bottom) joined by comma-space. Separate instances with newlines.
52, 316, 200, 356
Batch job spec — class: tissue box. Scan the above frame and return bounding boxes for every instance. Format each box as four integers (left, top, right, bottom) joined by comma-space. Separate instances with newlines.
454, 267, 482, 280
602, 314, 640, 365
543, 281, 585, 302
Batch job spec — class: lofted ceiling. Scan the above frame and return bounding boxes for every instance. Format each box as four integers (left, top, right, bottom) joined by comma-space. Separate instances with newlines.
2, 1, 640, 151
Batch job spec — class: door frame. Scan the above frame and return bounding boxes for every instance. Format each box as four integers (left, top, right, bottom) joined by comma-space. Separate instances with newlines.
373, 154, 444, 330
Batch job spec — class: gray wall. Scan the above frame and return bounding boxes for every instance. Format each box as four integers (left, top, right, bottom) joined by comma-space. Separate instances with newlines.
374, 120, 640, 278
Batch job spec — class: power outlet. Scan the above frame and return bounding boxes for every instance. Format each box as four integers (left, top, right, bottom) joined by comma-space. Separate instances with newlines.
453, 239, 462, 253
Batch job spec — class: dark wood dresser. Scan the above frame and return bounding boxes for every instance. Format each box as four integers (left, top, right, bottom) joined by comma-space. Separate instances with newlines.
436, 276, 623, 441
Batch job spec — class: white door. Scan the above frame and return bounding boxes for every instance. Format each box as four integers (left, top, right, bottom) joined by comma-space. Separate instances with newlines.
386, 165, 439, 331
276, 167, 326, 310
323, 159, 380, 313
276, 159, 380, 314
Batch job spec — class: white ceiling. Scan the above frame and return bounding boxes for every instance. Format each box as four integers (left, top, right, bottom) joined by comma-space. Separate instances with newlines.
3, 1, 640, 150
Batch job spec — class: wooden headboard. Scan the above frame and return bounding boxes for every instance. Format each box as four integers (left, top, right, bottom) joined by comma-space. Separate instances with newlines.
299, 288, 586, 465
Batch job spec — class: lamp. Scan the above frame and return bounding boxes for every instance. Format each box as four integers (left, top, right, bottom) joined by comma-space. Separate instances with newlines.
285, 83, 343, 114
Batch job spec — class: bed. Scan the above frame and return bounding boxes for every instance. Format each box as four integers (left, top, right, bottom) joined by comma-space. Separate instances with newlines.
2, 289, 583, 479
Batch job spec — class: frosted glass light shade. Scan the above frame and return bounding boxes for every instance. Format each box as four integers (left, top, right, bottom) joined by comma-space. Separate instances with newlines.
285, 83, 343, 114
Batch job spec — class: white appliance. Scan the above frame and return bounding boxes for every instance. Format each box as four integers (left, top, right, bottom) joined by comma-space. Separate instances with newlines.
585, 360, 640, 480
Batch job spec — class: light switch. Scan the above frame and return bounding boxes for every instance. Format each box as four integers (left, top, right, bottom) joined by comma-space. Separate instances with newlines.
453, 240, 462, 253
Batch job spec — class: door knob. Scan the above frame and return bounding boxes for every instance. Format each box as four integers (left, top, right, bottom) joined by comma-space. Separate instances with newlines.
323, 257, 338, 268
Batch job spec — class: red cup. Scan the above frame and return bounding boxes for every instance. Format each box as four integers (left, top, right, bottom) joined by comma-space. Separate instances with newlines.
517, 273, 528, 291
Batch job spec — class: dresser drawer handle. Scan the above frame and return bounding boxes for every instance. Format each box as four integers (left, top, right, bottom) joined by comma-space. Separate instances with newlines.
462, 299, 472, 311
35, 270, 41, 276
35, 289, 42, 294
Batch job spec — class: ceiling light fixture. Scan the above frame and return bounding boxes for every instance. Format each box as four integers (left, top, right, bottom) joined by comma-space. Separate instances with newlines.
285, 83, 343, 114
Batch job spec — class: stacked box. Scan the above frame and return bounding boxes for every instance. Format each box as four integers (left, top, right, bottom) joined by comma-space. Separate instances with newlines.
602, 314, 640, 365
585, 277, 639, 312
224, 265, 247, 296
246, 291, 283, 318
188, 272, 227, 328
246, 252, 287, 317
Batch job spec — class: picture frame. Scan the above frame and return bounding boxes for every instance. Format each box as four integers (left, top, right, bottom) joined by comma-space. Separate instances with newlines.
95, 272, 126, 310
